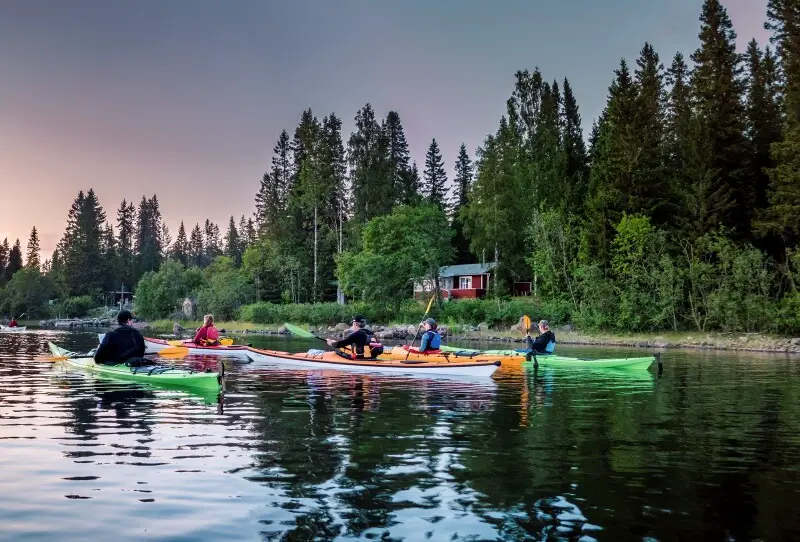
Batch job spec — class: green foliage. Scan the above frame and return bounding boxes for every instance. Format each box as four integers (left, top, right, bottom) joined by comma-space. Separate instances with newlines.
134, 261, 199, 320
197, 269, 254, 321
0, 268, 56, 318
54, 295, 94, 318
336, 204, 454, 308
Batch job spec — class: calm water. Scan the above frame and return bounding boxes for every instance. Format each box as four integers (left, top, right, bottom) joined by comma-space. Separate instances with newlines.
1, 330, 799, 541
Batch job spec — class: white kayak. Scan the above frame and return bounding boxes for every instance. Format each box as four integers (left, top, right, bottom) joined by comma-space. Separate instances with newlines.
142, 336, 253, 360
0, 325, 27, 332
245, 347, 500, 378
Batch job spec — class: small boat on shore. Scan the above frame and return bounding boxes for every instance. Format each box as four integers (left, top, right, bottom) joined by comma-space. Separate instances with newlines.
245, 347, 501, 378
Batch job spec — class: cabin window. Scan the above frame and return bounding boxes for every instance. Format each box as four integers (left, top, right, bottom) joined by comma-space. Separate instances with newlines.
459, 276, 472, 289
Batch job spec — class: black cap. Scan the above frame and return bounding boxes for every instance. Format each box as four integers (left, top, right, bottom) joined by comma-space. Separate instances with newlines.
352, 314, 366, 323
117, 310, 133, 325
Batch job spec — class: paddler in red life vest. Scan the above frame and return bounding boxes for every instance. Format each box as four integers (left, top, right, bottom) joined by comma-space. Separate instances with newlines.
193, 314, 220, 346
8, 318, 17, 328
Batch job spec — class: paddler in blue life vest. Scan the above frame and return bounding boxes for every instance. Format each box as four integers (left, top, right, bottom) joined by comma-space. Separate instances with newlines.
418, 318, 442, 352
527, 319, 556, 355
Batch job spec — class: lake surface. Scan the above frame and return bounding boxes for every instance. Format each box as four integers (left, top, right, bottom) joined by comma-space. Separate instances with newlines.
1, 329, 799, 541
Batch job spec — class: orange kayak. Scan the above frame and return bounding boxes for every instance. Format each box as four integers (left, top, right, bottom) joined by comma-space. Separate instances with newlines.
380, 344, 514, 365
245, 347, 501, 378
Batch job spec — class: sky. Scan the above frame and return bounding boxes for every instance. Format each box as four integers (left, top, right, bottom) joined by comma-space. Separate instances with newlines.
0, 0, 770, 261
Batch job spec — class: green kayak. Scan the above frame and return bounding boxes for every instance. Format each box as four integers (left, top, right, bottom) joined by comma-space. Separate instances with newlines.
48, 342, 223, 392
439, 345, 658, 370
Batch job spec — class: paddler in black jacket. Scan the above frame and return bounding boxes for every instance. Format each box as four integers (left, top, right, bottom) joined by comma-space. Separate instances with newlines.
327, 315, 383, 359
94, 310, 147, 365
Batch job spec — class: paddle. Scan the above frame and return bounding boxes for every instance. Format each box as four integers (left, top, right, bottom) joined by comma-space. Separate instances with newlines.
405, 295, 436, 360
38, 346, 189, 363
284, 322, 327, 342
522, 314, 539, 367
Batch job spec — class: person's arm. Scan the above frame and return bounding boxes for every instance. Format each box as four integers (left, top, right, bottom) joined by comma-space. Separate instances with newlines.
193, 326, 206, 344
419, 331, 430, 351
94, 333, 112, 363
133, 331, 146, 358
333, 330, 362, 348
530, 333, 549, 351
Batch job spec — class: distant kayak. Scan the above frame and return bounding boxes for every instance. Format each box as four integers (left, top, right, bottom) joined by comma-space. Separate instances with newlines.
0, 325, 27, 332
246, 347, 500, 378
439, 345, 657, 370
48, 342, 223, 392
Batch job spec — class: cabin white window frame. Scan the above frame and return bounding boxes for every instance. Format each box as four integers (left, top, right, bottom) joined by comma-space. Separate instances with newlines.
459, 276, 472, 289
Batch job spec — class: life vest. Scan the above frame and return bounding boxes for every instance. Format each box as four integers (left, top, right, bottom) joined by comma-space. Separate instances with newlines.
419, 330, 441, 351
342, 342, 384, 359
198, 325, 220, 346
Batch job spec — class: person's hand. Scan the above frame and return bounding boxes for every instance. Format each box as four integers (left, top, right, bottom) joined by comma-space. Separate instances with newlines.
326, 338, 337, 347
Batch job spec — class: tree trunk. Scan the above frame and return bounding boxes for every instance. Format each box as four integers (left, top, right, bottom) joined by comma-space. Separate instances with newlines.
313, 204, 318, 302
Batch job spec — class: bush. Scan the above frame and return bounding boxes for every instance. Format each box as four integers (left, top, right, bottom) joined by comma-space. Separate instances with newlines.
55, 295, 95, 318
237, 298, 567, 328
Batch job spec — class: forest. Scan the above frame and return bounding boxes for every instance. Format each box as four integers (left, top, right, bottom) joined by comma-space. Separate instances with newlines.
3, 0, 800, 334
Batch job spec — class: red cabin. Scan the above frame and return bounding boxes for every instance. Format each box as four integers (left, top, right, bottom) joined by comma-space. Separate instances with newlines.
414, 263, 496, 300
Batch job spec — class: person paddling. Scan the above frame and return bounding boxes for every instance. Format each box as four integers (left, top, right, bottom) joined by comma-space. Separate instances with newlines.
94, 310, 148, 366
8, 318, 17, 328
418, 318, 442, 353
194, 314, 220, 346
527, 319, 556, 355
327, 315, 382, 359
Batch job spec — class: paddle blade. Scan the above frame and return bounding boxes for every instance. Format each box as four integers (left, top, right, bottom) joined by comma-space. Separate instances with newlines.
36, 355, 70, 362
523, 315, 531, 332
220, 338, 234, 346
283, 322, 316, 339
166, 340, 184, 347
157, 346, 189, 357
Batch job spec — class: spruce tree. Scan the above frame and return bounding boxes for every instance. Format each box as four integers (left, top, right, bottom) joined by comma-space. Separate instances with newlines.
584, 60, 639, 264
256, 130, 292, 238
561, 78, 589, 211
57, 189, 107, 296
173, 221, 189, 266
225, 216, 241, 265
665, 52, 693, 228
633, 42, 668, 223
451, 144, 474, 263
189, 224, 204, 267
690, 0, 748, 233
384, 111, 411, 204
116, 199, 136, 288
321, 113, 348, 257
422, 138, 448, 212
348, 103, 392, 222
6, 239, 23, 280
756, 0, 800, 245
0, 238, 8, 285
26, 226, 41, 270
745, 40, 783, 224
135, 195, 163, 276
204, 219, 221, 262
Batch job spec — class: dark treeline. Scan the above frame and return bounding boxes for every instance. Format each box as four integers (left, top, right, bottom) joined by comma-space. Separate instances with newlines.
5, 0, 800, 333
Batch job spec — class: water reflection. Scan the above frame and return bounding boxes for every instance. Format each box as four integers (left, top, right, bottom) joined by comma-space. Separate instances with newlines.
1, 330, 799, 540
